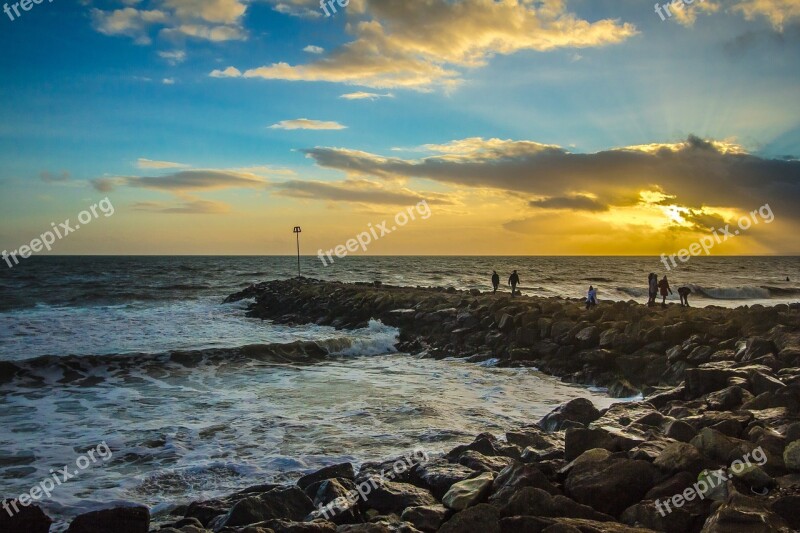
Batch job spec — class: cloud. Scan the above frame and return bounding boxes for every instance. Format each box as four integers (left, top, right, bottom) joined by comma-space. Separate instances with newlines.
133, 199, 231, 214
301, 135, 800, 223
91, 0, 249, 44
137, 158, 190, 169
530, 194, 609, 212
271, 0, 322, 18
162, 77, 176, 84
269, 118, 347, 130
274, 178, 451, 205
303, 45, 324, 54
91, 169, 269, 192
158, 49, 187, 64
340, 91, 394, 100
733, 0, 800, 31
40, 170, 70, 183
215, 0, 637, 90
210, 66, 242, 78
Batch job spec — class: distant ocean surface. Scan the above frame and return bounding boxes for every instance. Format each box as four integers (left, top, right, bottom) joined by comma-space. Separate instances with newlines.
0, 255, 798, 529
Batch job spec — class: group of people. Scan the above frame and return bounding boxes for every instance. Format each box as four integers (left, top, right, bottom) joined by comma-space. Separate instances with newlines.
489, 270, 693, 309
648, 273, 692, 307
491, 270, 521, 296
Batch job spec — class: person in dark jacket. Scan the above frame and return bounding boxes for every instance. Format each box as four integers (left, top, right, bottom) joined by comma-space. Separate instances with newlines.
678, 286, 692, 307
508, 270, 520, 297
491, 271, 500, 294
658, 276, 673, 307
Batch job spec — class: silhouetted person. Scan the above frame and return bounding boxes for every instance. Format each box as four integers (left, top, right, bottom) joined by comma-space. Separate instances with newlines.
658, 275, 672, 307
491, 271, 500, 294
678, 286, 691, 307
508, 270, 520, 297
586, 285, 598, 310
648, 273, 658, 306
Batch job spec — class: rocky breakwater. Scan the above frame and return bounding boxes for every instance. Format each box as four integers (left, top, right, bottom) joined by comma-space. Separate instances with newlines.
225, 278, 800, 398
6, 278, 800, 532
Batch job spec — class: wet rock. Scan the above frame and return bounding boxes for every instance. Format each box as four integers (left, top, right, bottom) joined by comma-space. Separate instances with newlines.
702, 492, 791, 532
653, 442, 704, 475
539, 398, 601, 432
438, 503, 499, 533
488, 462, 558, 507
771, 495, 800, 529
457, 450, 511, 473
0, 501, 52, 533
411, 460, 474, 500
400, 505, 448, 532
363, 481, 437, 515
217, 487, 313, 528
620, 500, 696, 533
564, 428, 615, 461
66, 505, 149, 533
442, 472, 494, 511
297, 463, 355, 490
664, 420, 697, 442
500, 487, 614, 522
564, 457, 659, 517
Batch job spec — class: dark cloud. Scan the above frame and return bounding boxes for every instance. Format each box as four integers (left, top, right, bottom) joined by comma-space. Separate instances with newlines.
40, 171, 70, 183
302, 136, 800, 217
132, 200, 230, 214
274, 179, 452, 205
529, 195, 609, 212
91, 170, 267, 192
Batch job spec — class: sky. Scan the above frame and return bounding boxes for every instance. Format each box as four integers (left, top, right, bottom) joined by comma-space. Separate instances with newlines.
0, 0, 799, 256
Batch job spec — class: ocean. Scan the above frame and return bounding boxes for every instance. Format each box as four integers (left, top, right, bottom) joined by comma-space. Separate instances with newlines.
0, 256, 798, 529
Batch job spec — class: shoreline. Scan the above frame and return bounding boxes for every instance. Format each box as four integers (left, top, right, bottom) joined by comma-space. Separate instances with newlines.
4, 277, 800, 532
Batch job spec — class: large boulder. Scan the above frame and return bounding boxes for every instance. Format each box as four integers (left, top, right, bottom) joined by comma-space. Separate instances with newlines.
216, 487, 313, 528
0, 501, 52, 533
501, 487, 614, 522
702, 493, 792, 532
564, 457, 659, 517
539, 398, 601, 432
442, 472, 494, 511
66, 506, 150, 533
438, 503, 499, 533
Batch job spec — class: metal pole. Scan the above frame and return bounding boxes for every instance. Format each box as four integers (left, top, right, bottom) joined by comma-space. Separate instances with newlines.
293, 226, 302, 277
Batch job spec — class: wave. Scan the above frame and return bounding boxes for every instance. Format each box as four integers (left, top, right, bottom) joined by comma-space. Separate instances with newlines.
0, 320, 400, 388
617, 284, 800, 301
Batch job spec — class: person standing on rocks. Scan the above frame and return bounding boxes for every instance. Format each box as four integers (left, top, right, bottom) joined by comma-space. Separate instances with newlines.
491, 271, 500, 294
508, 270, 520, 297
658, 275, 672, 307
586, 285, 598, 310
648, 273, 658, 306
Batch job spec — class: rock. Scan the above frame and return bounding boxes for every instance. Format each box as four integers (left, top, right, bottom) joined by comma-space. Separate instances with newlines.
400, 504, 448, 532
690, 427, 750, 463
442, 472, 494, 511
736, 337, 777, 362
771, 495, 800, 529
705, 385, 750, 411
259, 518, 336, 532
653, 442, 704, 475
457, 450, 511, 473
702, 492, 791, 532
783, 440, 800, 471
297, 463, 355, 489
363, 480, 437, 514
564, 457, 659, 517
412, 460, 474, 500
564, 428, 615, 461
66, 506, 150, 533
217, 487, 313, 528
539, 398, 600, 432
664, 420, 696, 442
438, 503, 499, 533
730, 464, 773, 490
0, 501, 52, 533
501, 487, 614, 522
488, 461, 558, 507
620, 500, 695, 533
575, 327, 600, 348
